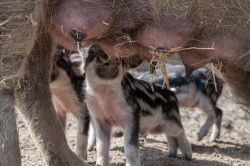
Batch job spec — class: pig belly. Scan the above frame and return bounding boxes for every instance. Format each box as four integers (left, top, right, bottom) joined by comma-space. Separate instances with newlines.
139, 111, 165, 135
86, 97, 128, 127
50, 69, 81, 118
51, 88, 81, 118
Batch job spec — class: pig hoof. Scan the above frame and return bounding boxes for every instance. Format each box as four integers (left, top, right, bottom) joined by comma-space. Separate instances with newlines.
167, 150, 177, 158
208, 135, 217, 143
182, 152, 192, 161
179, 140, 192, 160
209, 125, 221, 142
87, 144, 96, 151
112, 130, 123, 137
208, 133, 220, 143
197, 132, 207, 141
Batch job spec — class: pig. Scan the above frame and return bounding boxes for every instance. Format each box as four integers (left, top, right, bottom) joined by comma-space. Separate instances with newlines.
2, 0, 155, 162
50, 46, 90, 161
52, 0, 250, 113
84, 45, 192, 166
134, 0, 250, 111
1, 0, 144, 165
51, 46, 124, 158
1, 0, 250, 165
0, 1, 87, 165
168, 66, 224, 142
137, 65, 224, 142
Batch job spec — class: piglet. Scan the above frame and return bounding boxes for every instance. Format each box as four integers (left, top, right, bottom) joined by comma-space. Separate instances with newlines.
83, 45, 192, 166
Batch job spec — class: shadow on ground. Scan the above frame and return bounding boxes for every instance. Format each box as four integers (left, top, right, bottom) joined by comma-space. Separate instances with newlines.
109, 143, 233, 166
192, 141, 250, 161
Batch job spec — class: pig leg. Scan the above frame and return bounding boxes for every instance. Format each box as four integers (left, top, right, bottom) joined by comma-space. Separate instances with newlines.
176, 132, 192, 160
0, 90, 21, 166
76, 106, 89, 161
166, 136, 178, 157
87, 121, 96, 151
197, 114, 215, 141
124, 116, 140, 166
87, 125, 123, 152
196, 93, 216, 141
94, 121, 111, 166
164, 120, 192, 160
14, 27, 84, 165
209, 107, 223, 142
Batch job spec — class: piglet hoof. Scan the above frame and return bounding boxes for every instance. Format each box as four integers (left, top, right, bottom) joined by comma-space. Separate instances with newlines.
208, 130, 220, 143
209, 122, 221, 143
167, 151, 177, 158
182, 152, 192, 161
208, 133, 219, 143
196, 131, 207, 142
179, 142, 192, 160
178, 136, 192, 161
87, 145, 96, 151
112, 129, 123, 137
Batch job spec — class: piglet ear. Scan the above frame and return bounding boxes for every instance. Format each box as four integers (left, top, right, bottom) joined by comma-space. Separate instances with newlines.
123, 55, 144, 69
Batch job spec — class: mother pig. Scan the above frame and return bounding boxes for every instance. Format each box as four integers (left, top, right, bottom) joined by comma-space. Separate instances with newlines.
1, 0, 250, 166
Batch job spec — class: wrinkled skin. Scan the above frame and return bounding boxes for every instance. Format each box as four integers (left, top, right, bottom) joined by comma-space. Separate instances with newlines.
134, 0, 250, 109
53, 0, 250, 110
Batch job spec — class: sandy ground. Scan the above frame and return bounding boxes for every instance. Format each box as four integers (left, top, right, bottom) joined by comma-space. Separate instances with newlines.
18, 87, 250, 166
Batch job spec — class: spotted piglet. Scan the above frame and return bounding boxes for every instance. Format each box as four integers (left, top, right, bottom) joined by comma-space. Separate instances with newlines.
50, 46, 90, 161
83, 45, 192, 166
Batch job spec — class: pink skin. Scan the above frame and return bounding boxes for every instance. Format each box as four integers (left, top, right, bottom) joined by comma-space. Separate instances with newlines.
51, 89, 81, 118
52, 0, 111, 50
96, 41, 152, 60
52, 1, 153, 60
52, 1, 241, 65
86, 85, 128, 127
136, 26, 241, 67
136, 27, 186, 49
50, 69, 81, 118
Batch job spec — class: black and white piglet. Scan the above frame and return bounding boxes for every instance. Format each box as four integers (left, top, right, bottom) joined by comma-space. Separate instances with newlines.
137, 65, 224, 142
83, 45, 192, 166
50, 46, 90, 161
170, 67, 224, 143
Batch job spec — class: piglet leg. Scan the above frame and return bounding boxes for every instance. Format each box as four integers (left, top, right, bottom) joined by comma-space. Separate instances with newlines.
94, 121, 111, 166
176, 132, 192, 160
197, 102, 217, 141
209, 107, 223, 142
166, 136, 178, 158
87, 121, 96, 151
124, 116, 140, 166
76, 105, 89, 161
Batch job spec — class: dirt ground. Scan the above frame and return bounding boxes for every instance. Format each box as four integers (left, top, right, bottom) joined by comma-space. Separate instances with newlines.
18, 87, 250, 166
